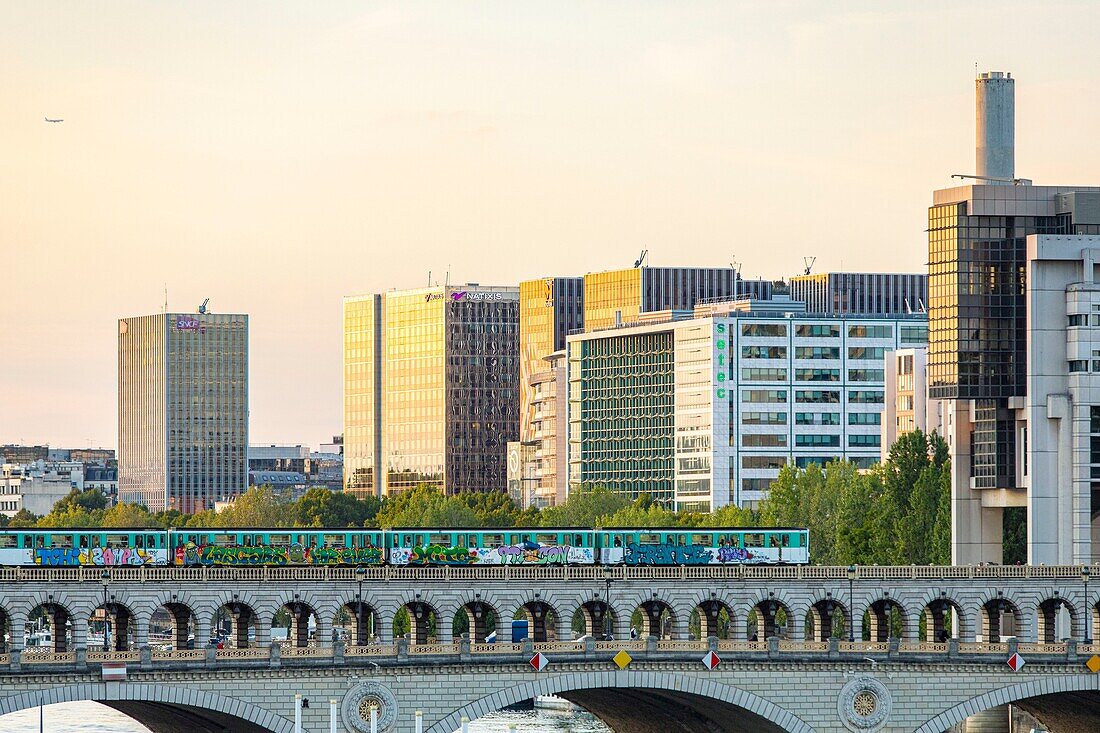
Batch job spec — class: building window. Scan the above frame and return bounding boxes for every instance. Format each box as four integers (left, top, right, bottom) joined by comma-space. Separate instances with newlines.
849, 391, 884, 404
742, 412, 787, 425
742, 323, 786, 337
742, 478, 772, 492
796, 390, 840, 403
849, 347, 886, 361
849, 434, 881, 447
796, 368, 840, 382
741, 434, 787, 448
900, 325, 928, 344
795, 456, 840, 468
795, 434, 840, 447
848, 369, 884, 382
1070, 360, 1089, 373
742, 389, 787, 404
795, 324, 840, 338
848, 413, 881, 425
1070, 314, 1088, 327
743, 345, 787, 359
742, 455, 786, 469
848, 325, 893, 339
796, 412, 840, 425
795, 346, 840, 359
741, 368, 787, 381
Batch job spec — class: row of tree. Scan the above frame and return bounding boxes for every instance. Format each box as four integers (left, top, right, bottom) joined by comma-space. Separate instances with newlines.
2, 429, 971, 565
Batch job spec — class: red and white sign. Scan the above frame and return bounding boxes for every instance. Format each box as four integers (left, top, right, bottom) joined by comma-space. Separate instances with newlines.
1007, 653, 1026, 672
101, 662, 127, 681
702, 651, 721, 670
529, 652, 548, 672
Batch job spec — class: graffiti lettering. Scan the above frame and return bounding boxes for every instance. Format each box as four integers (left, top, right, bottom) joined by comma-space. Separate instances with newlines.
622, 543, 713, 566
409, 545, 476, 566
181, 543, 384, 566
717, 546, 755, 563
311, 546, 383, 566
495, 544, 569, 565
33, 547, 158, 567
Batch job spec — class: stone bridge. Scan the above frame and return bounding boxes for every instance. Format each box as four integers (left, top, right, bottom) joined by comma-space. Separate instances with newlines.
0, 565, 1099, 732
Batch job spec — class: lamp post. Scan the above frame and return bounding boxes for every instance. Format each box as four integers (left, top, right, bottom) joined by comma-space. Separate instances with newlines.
1083, 566, 1092, 644
100, 569, 110, 652
846, 565, 857, 643
356, 566, 366, 644
602, 565, 613, 640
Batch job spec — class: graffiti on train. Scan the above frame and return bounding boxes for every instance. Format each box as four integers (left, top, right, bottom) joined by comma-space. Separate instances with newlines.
177, 543, 384, 566
31, 547, 163, 567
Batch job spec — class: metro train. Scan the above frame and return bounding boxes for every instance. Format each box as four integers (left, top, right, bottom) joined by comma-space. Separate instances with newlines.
0, 526, 810, 568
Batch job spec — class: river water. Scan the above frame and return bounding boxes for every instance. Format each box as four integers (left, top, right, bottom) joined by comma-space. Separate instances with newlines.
0, 700, 611, 733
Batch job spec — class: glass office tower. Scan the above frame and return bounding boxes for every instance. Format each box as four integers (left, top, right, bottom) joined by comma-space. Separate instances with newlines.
583, 267, 740, 332
343, 285, 519, 496
118, 313, 248, 512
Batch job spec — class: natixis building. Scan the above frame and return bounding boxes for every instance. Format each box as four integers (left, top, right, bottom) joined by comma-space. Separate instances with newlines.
343, 285, 519, 497
118, 312, 249, 513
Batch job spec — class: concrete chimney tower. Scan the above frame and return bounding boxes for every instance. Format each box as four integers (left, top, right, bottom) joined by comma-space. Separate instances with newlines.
975, 71, 1015, 181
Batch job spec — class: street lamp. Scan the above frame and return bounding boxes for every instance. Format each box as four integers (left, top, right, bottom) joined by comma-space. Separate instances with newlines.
355, 566, 366, 644
100, 569, 110, 652
1083, 566, 1092, 644
846, 565, 857, 643
602, 565, 613, 640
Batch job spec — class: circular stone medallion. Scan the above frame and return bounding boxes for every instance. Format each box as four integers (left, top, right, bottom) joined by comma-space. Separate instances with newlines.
837, 676, 891, 732
341, 681, 399, 733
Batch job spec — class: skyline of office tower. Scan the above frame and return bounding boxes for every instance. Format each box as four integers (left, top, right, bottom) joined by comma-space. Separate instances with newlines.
928, 71, 1100, 565
118, 312, 249, 513
789, 273, 928, 316
343, 285, 520, 497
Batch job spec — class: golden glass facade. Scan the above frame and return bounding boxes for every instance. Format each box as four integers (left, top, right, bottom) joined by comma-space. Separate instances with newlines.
119, 313, 248, 513
583, 269, 643, 332
519, 277, 583, 440
384, 290, 447, 493
343, 295, 382, 497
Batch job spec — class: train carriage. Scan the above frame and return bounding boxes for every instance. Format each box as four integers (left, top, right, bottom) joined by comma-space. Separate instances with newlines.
386, 528, 597, 566
0, 529, 169, 567
595, 528, 809, 565
169, 528, 385, 566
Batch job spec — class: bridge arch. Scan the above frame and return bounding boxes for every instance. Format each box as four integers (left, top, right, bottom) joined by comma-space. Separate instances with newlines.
0, 682, 293, 733
426, 670, 815, 733
915, 674, 1100, 733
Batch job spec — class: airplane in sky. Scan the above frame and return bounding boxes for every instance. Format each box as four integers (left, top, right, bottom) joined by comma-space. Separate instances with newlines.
44, 117, 63, 123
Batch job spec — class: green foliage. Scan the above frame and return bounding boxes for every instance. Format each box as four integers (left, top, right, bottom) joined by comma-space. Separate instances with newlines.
538, 484, 629, 527
599, 497, 680, 527
374, 485, 479, 528
295, 487, 380, 528
101, 503, 156, 527
8, 509, 39, 528
1003, 507, 1027, 565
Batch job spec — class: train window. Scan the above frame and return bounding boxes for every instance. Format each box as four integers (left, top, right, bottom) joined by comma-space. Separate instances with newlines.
269, 535, 290, 547
0, 535, 15, 548
455, 535, 466, 548
467, 534, 479, 548
428, 533, 449, 546
147, 534, 159, 548
612, 534, 623, 548
135, 535, 145, 549
744, 533, 764, 548
536, 534, 557, 546
483, 534, 502, 547
106, 534, 128, 549
35, 535, 45, 548
692, 534, 712, 546
575, 534, 584, 546
51, 535, 73, 548
214, 534, 235, 547
639, 534, 661, 545
324, 534, 343, 547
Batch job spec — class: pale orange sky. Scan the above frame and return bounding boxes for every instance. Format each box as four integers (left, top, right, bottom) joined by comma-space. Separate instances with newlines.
2, 1, 1099, 449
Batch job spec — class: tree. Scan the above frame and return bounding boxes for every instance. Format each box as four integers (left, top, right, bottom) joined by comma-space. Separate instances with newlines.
538, 484, 629, 527
101, 503, 156, 527
8, 509, 38, 527
295, 488, 380, 528
216, 486, 290, 527
599, 501, 680, 528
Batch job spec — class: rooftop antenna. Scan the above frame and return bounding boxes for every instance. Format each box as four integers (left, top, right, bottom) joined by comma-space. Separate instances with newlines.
428, 270, 432, 288
163, 285, 168, 314
802, 256, 816, 276
198, 298, 210, 315
951, 173, 1031, 186
445, 265, 451, 287
633, 249, 649, 268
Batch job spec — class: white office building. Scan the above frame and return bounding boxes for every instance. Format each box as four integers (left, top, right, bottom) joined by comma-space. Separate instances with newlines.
566, 299, 928, 510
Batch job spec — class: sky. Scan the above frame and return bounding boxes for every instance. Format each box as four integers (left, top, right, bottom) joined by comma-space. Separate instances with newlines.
3, 1, 1100, 450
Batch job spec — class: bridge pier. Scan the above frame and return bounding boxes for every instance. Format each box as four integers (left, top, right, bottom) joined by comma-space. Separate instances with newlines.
963, 705, 1010, 732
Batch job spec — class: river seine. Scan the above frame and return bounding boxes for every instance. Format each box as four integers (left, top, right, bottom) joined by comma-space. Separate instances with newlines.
0, 700, 612, 733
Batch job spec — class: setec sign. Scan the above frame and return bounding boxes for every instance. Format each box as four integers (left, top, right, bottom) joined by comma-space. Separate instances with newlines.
714, 323, 729, 399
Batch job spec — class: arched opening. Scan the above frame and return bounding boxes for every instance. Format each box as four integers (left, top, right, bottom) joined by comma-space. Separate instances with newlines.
0, 684, 295, 733
395, 595, 439, 645
572, 599, 617, 640
0, 607, 9, 653
864, 596, 906, 642
150, 601, 197, 651
1038, 594, 1077, 643
918, 594, 963, 642
453, 595, 497, 643
747, 595, 789, 641
692, 595, 733, 640
805, 595, 846, 641
916, 678, 1100, 733
428, 671, 814, 733
516, 598, 558, 642
24, 602, 72, 653
635, 596, 676, 639
981, 594, 1019, 643
340, 599, 380, 646
273, 599, 319, 648
213, 600, 259, 648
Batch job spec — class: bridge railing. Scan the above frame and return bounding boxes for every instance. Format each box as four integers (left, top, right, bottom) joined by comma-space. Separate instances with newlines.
3, 564, 1097, 583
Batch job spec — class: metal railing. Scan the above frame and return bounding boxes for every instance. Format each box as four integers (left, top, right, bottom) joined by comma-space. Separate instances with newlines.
2, 564, 1098, 584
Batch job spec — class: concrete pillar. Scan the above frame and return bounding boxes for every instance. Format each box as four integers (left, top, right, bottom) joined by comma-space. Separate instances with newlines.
171, 607, 190, 649
730, 610, 747, 641
49, 607, 69, 652
194, 612, 212, 647
435, 615, 452, 645
293, 608, 309, 647
964, 705, 1010, 733
131, 611, 149, 649
786, 610, 805, 642
9, 611, 27, 652
377, 613, 393, 644
668, 612, 688, 641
